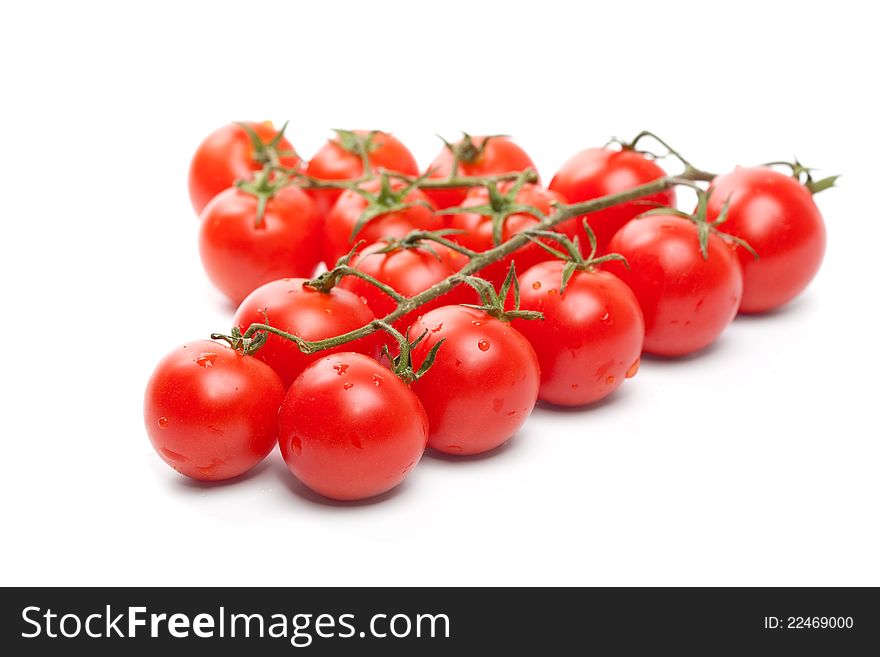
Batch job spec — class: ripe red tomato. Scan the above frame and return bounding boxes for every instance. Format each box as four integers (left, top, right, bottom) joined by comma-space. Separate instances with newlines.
408, 306, 540, 455
306, 130, 419, 215
188, 122, 299, 215
234, 278, 381, 388
339, 241, 471, 331
513, 261, 645, 406
705, 167, 826, 314
447, 183, 575, 287
198, 185, 322, 304
323, 177, 443, 265
549, 148, 675, 255
424, 135, 538, 209
278, 352, 428, 501
144, 340, 286, 481
604, 214, 743, 357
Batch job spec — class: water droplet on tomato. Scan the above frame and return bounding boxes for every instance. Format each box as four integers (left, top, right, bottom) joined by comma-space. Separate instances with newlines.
431, 323, 443, 333
157, 416, 168, 428
478, 339, 490, 351
351, 436, 363, 449
372, 374, 383, 386
290, 436, 302, 456
625, 358, 640, 378
454, 358, 463, 367
548, 288, 558, 295
532, 281, 542, 290
600, 311, 610, 322
196, 353, 217, 367
333, 363, 349, 375
360, 296, 369, 305
472, 320, 483, 326
446, 445, 464, 454
605, 375, 616, 385
160, 447, 187, 462
325, 308, 332, 314
571, 383, 579, 389
343, 382, 354, 390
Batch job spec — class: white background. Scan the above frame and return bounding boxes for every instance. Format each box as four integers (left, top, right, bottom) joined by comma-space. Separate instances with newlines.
1, 0, 877, 586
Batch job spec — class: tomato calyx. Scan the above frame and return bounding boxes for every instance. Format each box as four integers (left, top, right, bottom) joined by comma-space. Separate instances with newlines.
376, 321, 444, 384
527, 221, 629, 294
438, 132, 507, 174
347, 172, 434, 241
236, 120, 299, 168
760, 159, 839, 195
439, 170, 545, 246
209, 326, 268, 356
234, 168, 293, 227
333, 129, 382, 174
642, 185, 759, 261
461, 264, 543, 323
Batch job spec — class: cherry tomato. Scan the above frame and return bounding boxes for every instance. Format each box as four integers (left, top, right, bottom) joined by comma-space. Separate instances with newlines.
424, 135, 539, 209
278, 353, 428, 501
198, 185, 322, 304
144, 340, 286, 481
549, 148, 675, 255
408, 306, 540, 455
188, 122, 299, 215
705, 167, 826, 314
604, 214, 743, 357
323, 177, 443, 265
234, 278, 380, 388
513, 261, 644, 406
306, 130, 419, 215
447, 183, 575, 287
339, 241, 472, 331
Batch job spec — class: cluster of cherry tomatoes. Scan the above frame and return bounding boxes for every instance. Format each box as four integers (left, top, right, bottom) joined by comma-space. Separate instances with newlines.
144, 122, 829, 501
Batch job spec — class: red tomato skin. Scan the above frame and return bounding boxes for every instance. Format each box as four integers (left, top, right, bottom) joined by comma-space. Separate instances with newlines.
338, 242, 473, 331
198, 186, 323, 305
604, 214, 743, 357
549, 148, 675, 255
305, 131, 419, 216
448, 183, 575, 287
278, 353, 428, 501
233, 278, 380, 389
144, 340, 286, 481
424, 136, 539, 209
706, 167, 826, 314
408, 306, 540, 455
513, 262, 645, 406
323, 179, 442, 265
188, 122, 299, 215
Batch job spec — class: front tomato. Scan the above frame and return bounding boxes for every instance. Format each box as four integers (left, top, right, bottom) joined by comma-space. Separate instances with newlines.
604, 214, 743, 357
513, 262, 645, 406
144, 340, 286, 481
278, 353, 428, 501
408, 306, 540, 456
705, 167, 826, 314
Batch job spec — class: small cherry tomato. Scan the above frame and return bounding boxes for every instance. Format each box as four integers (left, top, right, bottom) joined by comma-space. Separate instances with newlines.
424, 135, 538, 209
306, 130, 419, 215
447, 183, 575, 287
705, 167, 826, 314
234, 278, 381, 388
408, 306, 540, 455
198, 183, 322, 304
549, 148, 675, 255
323, 177, 443, 265
339, 241, 472, 331
144, 340, 286, 481
188, 122, 299, 215
513, 261, 645, 406
278, 353, 428, 501
604, 213, 743, 357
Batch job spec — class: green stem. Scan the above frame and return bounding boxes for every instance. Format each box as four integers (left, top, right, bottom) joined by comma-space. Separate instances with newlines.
239, 171, 701, 354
